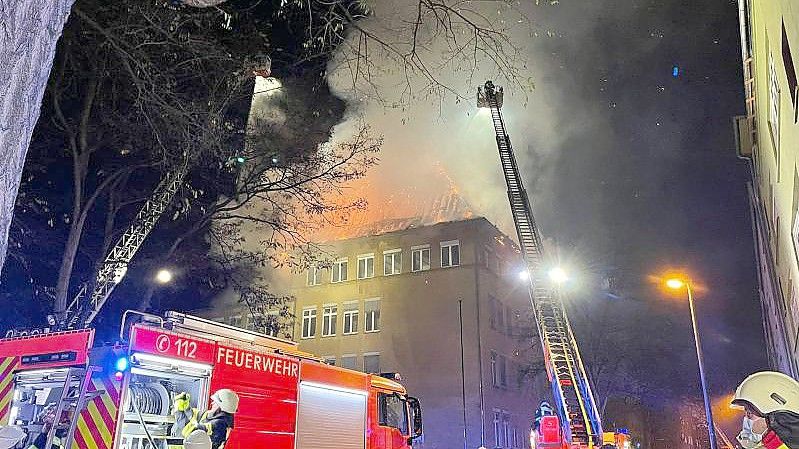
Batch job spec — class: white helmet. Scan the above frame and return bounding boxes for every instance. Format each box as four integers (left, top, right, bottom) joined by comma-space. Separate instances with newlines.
211, 389, 240, 414
733, 371, 799, 415
184, 430, 212, 449
0, 426, 26, 449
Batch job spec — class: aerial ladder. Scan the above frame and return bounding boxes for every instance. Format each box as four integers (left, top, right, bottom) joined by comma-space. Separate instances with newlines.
478, 81, 603, 448
60, 158, 189, 329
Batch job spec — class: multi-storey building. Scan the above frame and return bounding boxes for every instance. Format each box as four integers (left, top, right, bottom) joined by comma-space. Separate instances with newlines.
734, 0, 799, 376
200, 217, 541, 449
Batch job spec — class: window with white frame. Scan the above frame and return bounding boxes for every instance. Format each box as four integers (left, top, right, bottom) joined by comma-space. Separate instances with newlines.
411, 245, 431, 272
499, 354, 507, 388
322, 304, 338, 336
503, 413, 511, 448
357, 254, 375, 279
363, 352, 380, 373
493, 410, 504, 448
341, 354, 357, 370
491, 352, 507, 388
343, 301, 359, 335
383, 249, 402, 275
331, 258, 348, 283
307, 266, 321, 286
301, 307, 317, 339
365, 299, 381, 332
770, 52, 781, 149
441, 240, 460, 268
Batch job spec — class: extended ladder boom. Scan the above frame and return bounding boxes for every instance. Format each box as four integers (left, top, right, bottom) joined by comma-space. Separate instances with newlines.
478, 81, 603, 447
62, 161, 188, 329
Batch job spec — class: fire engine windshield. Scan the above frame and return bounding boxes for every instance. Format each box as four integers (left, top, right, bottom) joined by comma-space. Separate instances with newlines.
378, 393, 409, 435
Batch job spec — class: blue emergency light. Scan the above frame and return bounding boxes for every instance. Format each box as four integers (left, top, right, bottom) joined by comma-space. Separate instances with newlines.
115, 356, 129, 373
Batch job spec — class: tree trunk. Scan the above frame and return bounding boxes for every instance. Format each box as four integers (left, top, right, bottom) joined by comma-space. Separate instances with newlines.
0, 0, 75, 278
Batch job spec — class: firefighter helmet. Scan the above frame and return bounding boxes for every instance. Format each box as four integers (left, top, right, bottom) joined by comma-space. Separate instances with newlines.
183, 430, 212, 449
0, 426, 26, 449
211, 389, 239, 414
732, 371, 799, 415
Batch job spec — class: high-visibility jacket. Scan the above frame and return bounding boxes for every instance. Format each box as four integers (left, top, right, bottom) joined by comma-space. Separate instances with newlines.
763, 430, 794, 449
182, 410, 234, 449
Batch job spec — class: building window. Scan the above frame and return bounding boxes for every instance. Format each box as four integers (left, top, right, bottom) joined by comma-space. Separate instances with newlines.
491, 351, 498, 387
307, 266, 321, 286
769, 52, 781, 150
341, 354, 357, 370
493, 410, 504, 448
411, 245, 431, 272
783, 22, 798, 116
365, 299, 381, 332
441, 240, 460, 268
383, 249, 402, 275
506, 305, 514, 336
503, 413, 511, 449
379, 392, 409, 434
358, 253, 375, 279
301, 308, 317, 339
323, 356, 336, 366
227, 315, 242, 328
322, 304, 338, 336
343, 301, 359, 335
331, 258, 348, 283
491, 351, 507, 388
364, 352, 380, 373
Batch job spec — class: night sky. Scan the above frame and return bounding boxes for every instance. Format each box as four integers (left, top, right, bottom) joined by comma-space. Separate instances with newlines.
327, 0, 768, 424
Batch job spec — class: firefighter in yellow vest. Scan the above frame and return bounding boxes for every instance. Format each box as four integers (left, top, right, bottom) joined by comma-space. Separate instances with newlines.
182, 389, 239, 449
168, 392, 199, 449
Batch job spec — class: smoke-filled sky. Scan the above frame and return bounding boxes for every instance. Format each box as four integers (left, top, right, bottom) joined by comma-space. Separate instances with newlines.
326, 0, 765, 420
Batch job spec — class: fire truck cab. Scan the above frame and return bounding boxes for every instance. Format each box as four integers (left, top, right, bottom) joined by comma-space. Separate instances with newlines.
0, 311, 423, 449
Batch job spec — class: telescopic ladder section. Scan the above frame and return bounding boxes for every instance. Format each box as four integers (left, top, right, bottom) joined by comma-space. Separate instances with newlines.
63, 159, 189, 329
43, 367, 102, 449
477, 81, 602, 448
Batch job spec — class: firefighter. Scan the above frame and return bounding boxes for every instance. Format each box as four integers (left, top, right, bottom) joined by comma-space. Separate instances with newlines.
732, 371, 799, 449
168, 392, 200, 449
183, 389, 239, 449
171, 393, 198, 437
533, 401, 554, 431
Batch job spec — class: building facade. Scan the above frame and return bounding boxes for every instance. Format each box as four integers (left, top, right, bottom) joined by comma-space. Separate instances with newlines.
735, 0, 799, 376
201, 217, 542, 449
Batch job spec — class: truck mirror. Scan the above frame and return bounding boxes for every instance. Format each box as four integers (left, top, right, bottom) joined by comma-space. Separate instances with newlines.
407, 396, 423, 438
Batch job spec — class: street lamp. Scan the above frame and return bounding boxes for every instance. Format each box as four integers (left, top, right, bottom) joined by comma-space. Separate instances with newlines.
549, 267, 568, 285
155, 269, 173, 284
665, 277, 718, 449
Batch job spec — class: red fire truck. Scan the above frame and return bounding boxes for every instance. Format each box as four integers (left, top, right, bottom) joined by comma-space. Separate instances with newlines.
0, 311, 423, 449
